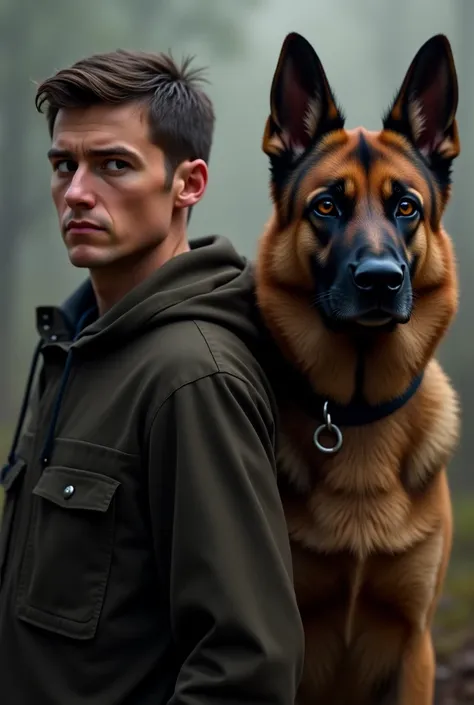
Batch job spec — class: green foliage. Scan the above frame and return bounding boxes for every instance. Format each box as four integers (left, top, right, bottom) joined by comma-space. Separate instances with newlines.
434, 495, 474, 657
112, 0, 262, 58
0, 0, 262, 68
452, 495, 474, 548
435, 567, 474, 656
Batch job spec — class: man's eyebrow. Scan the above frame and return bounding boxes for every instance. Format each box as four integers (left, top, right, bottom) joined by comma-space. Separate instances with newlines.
46, 146, 139, 160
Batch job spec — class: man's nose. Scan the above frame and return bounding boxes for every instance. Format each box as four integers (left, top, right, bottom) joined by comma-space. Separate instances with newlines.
64, 169, 96, 210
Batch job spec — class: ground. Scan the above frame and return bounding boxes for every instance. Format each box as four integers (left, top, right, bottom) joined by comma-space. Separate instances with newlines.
433, 496, 474, 703
435, 637, 474, 703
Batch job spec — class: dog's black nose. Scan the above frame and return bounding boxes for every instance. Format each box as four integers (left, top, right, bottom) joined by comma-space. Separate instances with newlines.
352, 258, 404, 293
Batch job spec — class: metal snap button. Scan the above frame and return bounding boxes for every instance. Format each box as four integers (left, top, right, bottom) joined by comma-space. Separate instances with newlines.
63, 484, 75, 499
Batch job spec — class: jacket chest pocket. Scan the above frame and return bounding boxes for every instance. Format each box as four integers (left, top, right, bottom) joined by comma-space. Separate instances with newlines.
16, 465, 120, 640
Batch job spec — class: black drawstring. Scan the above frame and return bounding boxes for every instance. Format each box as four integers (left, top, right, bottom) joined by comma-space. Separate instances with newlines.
39, 306, 95, 469
39, 350, 74, 469
0, 305, 96, 483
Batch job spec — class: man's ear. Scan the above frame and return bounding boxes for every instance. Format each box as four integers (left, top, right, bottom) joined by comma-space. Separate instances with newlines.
262, 32, 345, 165
174, 159, 208, 211
382, 34, 460, 181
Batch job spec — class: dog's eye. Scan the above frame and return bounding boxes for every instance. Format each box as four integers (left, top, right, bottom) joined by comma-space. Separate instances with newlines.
313, 197, 337, 217
396, 198, 418, 218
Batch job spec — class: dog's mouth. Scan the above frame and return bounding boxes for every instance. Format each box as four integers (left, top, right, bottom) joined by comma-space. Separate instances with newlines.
355, 310, 395, 327
316, 295, 413, 332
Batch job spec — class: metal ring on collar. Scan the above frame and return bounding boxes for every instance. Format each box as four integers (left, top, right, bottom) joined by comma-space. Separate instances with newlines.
313, 421, 343, 454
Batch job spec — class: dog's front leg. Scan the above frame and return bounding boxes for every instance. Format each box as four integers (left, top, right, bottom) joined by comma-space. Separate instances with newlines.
396, 628, 436, 705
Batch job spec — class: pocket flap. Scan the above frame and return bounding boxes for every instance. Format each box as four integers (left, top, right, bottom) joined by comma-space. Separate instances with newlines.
33, 466, 120, 512
1, 458, 27, 492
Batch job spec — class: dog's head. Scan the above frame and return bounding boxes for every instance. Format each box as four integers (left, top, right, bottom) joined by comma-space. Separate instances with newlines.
260, 33, 460, 335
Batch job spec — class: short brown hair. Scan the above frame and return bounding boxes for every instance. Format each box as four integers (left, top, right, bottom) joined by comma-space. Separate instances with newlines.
35, 50, 215, 179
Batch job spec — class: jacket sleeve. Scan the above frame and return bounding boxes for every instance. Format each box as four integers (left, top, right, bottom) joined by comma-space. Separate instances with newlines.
147, 371, 304, 704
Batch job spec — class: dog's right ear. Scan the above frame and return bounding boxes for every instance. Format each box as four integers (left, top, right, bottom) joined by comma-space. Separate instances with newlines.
262, 32, 345, 164
382, 35, 460, 168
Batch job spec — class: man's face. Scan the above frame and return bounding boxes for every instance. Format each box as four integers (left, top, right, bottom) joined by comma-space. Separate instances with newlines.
49, 102, 204, 269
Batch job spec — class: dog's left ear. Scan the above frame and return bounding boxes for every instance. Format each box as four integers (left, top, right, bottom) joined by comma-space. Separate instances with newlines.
383, 34, 460, 167
262, 32, 345, 163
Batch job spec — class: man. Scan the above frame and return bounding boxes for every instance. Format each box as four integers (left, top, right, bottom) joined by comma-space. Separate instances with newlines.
0, 50, 304, 704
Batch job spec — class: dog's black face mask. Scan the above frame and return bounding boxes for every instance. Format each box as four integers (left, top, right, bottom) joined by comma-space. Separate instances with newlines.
307, 175, 416, 331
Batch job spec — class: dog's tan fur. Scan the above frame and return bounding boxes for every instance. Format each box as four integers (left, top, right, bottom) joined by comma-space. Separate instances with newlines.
255, 33, 461, 705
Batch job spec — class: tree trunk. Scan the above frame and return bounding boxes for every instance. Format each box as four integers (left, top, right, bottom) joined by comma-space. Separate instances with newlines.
0, 229, 19, 426
0, 11, 31, 424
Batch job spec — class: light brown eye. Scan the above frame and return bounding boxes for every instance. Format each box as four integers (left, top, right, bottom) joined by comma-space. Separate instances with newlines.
314, 197, 337, 217
396, 198, 417, 217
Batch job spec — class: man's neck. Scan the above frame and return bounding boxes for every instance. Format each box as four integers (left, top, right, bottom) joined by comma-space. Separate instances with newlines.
91, 237, 190, 316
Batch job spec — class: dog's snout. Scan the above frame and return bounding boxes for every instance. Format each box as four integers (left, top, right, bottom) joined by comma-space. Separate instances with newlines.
351, 258, 405, 293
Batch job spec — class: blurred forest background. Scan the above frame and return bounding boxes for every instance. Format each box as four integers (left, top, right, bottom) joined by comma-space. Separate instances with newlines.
0, 0, 473, 701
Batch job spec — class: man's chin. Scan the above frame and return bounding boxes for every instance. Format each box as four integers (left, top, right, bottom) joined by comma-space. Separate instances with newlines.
67, 246, 113, 269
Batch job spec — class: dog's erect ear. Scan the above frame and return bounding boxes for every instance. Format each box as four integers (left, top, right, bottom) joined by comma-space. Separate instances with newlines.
262, 32, 345, 163
382, 34, 460, 169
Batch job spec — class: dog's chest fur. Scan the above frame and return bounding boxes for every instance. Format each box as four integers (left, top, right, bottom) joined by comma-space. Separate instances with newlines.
276, 358, 459, 631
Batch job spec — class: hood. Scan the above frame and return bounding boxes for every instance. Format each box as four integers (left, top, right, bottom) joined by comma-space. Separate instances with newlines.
59, 234, 260, 354
1, 236, 263, 480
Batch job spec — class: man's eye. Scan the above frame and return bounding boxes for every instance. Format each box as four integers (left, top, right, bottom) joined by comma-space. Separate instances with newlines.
104, 159, 129, 171
55, 160, 76, 173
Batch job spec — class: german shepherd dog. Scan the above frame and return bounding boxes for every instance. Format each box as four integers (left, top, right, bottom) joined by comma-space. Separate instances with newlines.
255, 33, 461, 705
